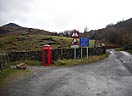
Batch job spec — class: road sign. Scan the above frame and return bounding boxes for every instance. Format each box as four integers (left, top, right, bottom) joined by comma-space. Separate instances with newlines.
71, 38, 79, 48
89, 40, 95, 48
80, 38, 89, 47
71, 29, 80, 59
71, 45, 79, 48
71, 30, 80, 38
71, 39, 79, 45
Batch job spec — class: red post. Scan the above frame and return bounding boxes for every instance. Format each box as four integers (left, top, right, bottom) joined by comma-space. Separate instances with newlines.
42, 44, 52, 66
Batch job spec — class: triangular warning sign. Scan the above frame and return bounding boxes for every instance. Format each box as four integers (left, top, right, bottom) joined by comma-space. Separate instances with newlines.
72, 32, 78, 37
71, 39, 79, 45
71, 30, 80, 38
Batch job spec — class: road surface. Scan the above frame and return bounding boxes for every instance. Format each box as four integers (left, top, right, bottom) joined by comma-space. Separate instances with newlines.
0, 50, 132, 96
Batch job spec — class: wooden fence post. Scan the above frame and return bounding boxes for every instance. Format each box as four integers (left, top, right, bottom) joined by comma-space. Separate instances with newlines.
0, 55, 3, 71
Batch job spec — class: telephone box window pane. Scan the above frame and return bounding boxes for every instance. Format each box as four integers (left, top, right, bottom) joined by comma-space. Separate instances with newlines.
44, 50, 48, 64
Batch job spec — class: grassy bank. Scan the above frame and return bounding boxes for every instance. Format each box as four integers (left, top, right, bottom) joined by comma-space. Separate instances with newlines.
54, 53, 109, 66
127, 50, 132, 53
0, 68, 30, 85
0, 35, 96, 52
115, 48, 132, 54
0, 35, 72, 51
115, 47, 124, 51
0, 68, 18, 81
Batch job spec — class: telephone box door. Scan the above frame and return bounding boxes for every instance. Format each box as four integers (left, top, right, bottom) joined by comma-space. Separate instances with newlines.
42, 45, 52, 66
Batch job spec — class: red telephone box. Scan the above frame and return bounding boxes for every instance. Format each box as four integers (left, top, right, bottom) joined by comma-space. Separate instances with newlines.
42, 44, 52, 66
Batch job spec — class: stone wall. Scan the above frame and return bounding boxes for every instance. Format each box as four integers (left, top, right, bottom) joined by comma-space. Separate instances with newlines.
0, 54, 9, 71
8, 51, 42, 62
0, 47, 106, 70
8, 47, 106, 62
52, 47, 105, 60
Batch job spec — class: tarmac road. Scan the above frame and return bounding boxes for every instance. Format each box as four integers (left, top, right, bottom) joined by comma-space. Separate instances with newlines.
0, 50, 132, 96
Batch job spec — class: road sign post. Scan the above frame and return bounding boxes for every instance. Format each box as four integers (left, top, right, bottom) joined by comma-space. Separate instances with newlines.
80, 38, 89, 58
81, 47, 82, 59
74, 48, 76, 59
87, 47, 88, 58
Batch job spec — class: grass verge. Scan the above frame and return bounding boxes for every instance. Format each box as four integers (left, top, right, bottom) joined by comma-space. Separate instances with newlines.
9, 60, 42, 66
0, 68, 30, 86
115, 48, 132, 54
115, 47, 124, 51
127, 50, 132, 53
54, 52, 109, 66
0, 68, 19, 81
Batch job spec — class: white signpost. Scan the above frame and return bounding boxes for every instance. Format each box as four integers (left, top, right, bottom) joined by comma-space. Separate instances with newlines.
71, 30, 80, 59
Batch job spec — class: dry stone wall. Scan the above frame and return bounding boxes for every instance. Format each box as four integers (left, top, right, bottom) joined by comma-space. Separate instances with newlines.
0, 47, 106, 70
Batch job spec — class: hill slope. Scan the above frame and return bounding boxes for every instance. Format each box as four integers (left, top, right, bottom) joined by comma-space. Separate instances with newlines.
83, 18, 132, 45
0, 23, 52, 35
0, 23, 73, 52
0, 35, 72, 52
3, 23, 21, 27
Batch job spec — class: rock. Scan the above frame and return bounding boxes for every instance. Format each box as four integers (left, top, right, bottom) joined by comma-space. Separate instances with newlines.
16, 63, 27, 69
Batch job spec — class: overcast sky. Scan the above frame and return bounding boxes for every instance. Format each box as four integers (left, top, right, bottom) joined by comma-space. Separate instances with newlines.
0, 0, 132, 32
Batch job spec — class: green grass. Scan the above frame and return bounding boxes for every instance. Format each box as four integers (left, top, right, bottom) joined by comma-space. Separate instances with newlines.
127, 50, 132, 53
9, 60, 42, 66
0, 35, 96, 52
0, 35, 72, 52
0, 68, 18, 80
115, 48, 132, 54
48, 36, 72, 49
0, 68, 30, 85
115, 47, 124, 51
54, 53, 109, 66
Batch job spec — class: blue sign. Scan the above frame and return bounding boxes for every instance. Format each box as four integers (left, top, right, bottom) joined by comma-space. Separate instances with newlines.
80, 38, 89, 47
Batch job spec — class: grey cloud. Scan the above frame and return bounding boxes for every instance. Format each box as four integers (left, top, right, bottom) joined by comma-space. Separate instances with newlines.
0, 0, 34, 25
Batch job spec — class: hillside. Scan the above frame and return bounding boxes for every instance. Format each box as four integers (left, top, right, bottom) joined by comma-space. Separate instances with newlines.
83, 18, 132, 46
0, 35, 72, 52
0, 23, 52, 35
0, 23, 72, 52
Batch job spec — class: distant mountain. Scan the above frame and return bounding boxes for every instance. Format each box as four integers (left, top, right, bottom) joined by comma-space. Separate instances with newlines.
0, 23, 52, 35
3, 23, 21, 27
